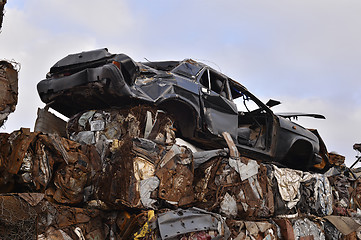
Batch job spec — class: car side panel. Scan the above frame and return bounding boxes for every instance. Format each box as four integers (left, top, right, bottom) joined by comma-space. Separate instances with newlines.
275, 117, 320, 166
201, 91, 238, 139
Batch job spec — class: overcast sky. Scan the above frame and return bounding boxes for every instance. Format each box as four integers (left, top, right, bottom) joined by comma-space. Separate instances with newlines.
1, 0, 361, 166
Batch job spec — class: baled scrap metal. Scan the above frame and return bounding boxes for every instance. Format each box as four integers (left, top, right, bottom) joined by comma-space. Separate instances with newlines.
271, 165, 333, 217
323, 220, 342, 240
116, 211, 150, 239
273, 218, 295, 240
1, 112, 357, 238
226, 219, 277, 240
67, 106, 177, 207
0, 129, 101, 205
47, 136, 101, 205
193, 134, 273, 220
0, 193, 103, 239
271, 165, 303, 215
0, 128, 37, 175
297, 173, 333, 216
328, 174, 351, 214
52, 154, 90, 204
0, 60, 18, 127
7, 192, 116, 240
0, 194, 155, 240
292, 218, 325, 240
230, 158, 274, 218
324, 215, 361, 237
193, 155, 274, 220
156, 143, 194, 207
94, 137, 195, 209
120, 208, 230, 239
94, 138, 144, 209
67, 106, 176, 152
34, 196, 106, 239
351, 178, 361, 210
0, 194, 37, 240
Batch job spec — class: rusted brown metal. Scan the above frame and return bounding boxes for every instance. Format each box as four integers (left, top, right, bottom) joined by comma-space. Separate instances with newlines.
0, 60, 18, 127
329, 152, 346, 166
226, 219, 277, 239
0, 128, 38, 174
274, 218, 295, 240
222, 132, 239, 159
0, 194, 37, 240
0, 129, 101, 205
351, 178, 361, 210
156, 145, 194, 206
194, 155, 274, 219
0, 93, 360, 238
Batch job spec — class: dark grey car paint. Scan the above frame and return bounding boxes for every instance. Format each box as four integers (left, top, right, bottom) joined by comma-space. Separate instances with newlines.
37, 48, 325, 170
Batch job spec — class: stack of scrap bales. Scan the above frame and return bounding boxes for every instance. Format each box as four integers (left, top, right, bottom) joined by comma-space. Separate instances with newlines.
1, 47, 361, 238
1, 104, 361, 239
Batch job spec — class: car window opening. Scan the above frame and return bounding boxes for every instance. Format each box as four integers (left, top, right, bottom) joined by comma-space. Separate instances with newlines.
199, 69, 230, 100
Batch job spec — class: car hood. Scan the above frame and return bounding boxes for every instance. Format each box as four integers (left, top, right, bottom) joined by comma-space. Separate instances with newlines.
277, 115, 319, 142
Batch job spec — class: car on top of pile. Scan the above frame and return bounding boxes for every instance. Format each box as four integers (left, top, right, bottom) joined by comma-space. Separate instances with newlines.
37, 48, 328, 171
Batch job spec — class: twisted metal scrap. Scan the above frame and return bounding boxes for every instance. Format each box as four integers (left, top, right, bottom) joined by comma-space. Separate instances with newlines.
0, 0, 6, 31
0, 195, 37, 240
0, 60, 18, 127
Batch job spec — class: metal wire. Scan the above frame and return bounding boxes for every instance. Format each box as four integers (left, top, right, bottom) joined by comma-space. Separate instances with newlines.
0, 195, 37, 240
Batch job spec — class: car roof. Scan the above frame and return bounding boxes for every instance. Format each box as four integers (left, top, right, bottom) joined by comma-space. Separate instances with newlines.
141, 59, 248, 100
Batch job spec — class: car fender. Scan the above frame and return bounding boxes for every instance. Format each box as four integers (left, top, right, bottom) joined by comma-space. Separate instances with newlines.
275, 116, 319, 163
155, 94, 201, 139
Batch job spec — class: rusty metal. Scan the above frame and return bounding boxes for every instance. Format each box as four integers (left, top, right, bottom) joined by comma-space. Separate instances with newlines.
94, 138, 143, 208
1, 128, 38, 174
0, 194, 37, 240
34, 107, 67, 137
274, 218, 295, 240
222, 132, 239, 159
0, 60, 18, 127
1, 66, 361, 240
226, 219, 277, 239
194, 154, 274, 219
155, 146, 194, 206
329, 152, 346, 166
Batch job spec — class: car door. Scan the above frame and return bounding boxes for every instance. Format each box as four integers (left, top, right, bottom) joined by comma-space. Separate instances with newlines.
198, 68, 238, 140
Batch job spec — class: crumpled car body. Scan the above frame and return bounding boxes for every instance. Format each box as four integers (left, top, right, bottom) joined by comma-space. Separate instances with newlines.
37, 48, 327, 171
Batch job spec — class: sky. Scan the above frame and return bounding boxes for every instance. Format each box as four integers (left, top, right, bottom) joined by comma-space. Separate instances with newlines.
1, 0, 361, 166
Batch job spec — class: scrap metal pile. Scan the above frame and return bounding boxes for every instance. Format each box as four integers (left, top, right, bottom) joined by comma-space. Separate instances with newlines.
0, 103, 361, 239
1, 45, 361, 239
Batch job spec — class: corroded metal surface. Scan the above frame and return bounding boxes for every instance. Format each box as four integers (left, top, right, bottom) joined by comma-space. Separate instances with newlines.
0, 60, 18, 127
0, 105, 359, 238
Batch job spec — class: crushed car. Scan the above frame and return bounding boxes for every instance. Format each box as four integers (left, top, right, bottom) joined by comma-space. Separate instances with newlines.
37, 48, 328, 171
